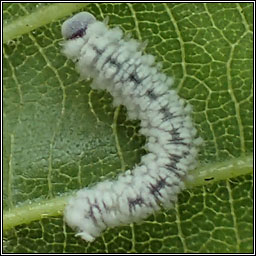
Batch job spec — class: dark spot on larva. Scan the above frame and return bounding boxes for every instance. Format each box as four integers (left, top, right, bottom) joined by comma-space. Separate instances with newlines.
93, 46, 104, 56
128, 197, 144, 212
110, 58, 119, 66
165, 162, 186, 179
91, 46, 106, 64
129, 72, 141, 84
168, 136, 188, 146
70, 27, 87, 39
165, 162, 177, 172
102, 201, 108, 210
160, 106, 174, 121
146, 89, 158, 100
88, 202, 102, 224
169, 128, 182, 140
88, 206, 96, 223
103, 56, 120, 70
169, 153, 182, 163
149, 176, 167, 198
168, 127, 190, 146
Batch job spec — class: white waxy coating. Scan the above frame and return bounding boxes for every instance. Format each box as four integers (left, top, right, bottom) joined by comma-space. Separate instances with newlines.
61, 12, 202, 242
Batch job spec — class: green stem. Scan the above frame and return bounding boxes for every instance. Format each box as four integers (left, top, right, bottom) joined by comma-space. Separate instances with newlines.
3, 3, 89, 43
186, 154, 253, 188
3, 195, 71, 230
3, 154, 253, 231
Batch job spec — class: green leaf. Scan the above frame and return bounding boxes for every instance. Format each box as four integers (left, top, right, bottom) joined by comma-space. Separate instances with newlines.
3, 3, 253, 253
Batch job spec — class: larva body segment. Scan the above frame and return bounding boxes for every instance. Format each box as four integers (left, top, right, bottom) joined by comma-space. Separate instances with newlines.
61, 12, 202, 242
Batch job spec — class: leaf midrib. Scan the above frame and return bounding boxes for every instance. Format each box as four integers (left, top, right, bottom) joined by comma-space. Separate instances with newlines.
3, 154, 252, 231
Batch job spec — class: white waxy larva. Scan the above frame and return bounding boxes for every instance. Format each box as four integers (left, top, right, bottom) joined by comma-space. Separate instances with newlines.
61, 12, 202, 242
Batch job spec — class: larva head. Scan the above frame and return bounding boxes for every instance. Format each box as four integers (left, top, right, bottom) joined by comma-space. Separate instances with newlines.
61, 12, 96, 40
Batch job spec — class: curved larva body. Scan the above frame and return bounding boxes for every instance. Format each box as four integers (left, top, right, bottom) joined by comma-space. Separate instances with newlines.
61, 12, 202, 242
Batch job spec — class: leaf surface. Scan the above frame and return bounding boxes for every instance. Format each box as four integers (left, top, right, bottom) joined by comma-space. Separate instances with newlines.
3, 3, 253, 253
